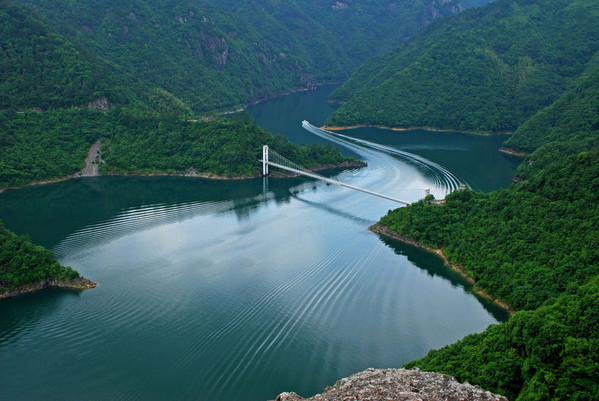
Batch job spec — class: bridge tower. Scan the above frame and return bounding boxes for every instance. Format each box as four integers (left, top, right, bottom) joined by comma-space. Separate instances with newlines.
262, 145, 269, 176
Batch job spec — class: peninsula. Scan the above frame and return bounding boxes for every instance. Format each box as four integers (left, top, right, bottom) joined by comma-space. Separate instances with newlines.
0, 221, 96, 299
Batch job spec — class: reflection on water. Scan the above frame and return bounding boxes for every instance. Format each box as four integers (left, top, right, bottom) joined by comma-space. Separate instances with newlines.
0, 290, 80, 347
246, 85, 521, 193
0, 176, 304, 249
376, 235, 509, 322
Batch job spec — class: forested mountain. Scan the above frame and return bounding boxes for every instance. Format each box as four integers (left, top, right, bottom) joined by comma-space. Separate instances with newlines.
12, 0, 302, 112
206, 0, 472, 75
327, 0, 599, 133
0, 1, 364, 190
369, 3, 599, 395
504, 59, 599, 179
0, 3, 124, 110
13, 0, 472, 112
377, 109, 599, 400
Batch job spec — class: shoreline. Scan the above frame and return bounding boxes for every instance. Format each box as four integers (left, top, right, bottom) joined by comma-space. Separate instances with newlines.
0, 161, 367, 193
498, 147, 527, 157
322, 124, 514, 137
218, 82, 342, 116
369, 223, 514, 316
0, 277, 97, 299
0, 176, 75, 194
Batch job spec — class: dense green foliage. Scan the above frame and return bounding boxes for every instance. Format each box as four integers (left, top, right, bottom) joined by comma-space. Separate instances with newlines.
501, 61, 599, 181
505, 61, 599, 154
385, 135, 599, 400
102, 111, 349, 176
0, 109, 352, 189
380, 148, 599, 311
328, 0, 599, 132
208, 0, 469, 78
0, 220, 79, 292
0, 3, 117, 109
406, 277, 599, 400
0, 109, 102, 188
372, 14, 599, 395
13, 0, 466, 112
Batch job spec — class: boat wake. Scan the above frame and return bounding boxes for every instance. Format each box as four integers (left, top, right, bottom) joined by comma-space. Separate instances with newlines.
302, 121, 466, 195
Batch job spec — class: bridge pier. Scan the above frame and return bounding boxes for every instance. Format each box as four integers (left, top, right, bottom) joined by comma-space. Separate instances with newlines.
262, 145, 269, 176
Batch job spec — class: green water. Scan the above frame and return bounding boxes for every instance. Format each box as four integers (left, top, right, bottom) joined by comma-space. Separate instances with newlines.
0, 86, 521, 401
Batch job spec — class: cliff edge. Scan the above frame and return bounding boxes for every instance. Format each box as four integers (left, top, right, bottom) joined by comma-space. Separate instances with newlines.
273, 368, 507, 401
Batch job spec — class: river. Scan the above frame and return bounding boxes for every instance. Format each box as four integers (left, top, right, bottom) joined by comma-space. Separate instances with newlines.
0, 85, 521, 401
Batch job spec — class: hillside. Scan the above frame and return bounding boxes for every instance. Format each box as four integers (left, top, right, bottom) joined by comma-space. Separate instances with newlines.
378, 147, 599, 311
100, 112, 354, 177
375, 113, 599, 400
0, 108, 356, 190
503, 59, 599, 180
207, 0, 476, 74
14, 0, 470, 112
370, 11, 599, 396
406, 277, 599, 400
327, 0, 599, 133
0, 2, 122, 110
1, 1, 366, 190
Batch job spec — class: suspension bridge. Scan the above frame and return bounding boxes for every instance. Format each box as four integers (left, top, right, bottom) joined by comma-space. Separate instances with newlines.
260, 144, 410, 205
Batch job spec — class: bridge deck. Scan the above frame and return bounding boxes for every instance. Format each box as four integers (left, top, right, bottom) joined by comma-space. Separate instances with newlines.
261, 160, 410, 205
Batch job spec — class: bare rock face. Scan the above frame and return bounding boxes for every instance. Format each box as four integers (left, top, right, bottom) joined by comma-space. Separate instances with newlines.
422, 0, 462, 27
88, 96, 109, 111
273, 368, 507, 401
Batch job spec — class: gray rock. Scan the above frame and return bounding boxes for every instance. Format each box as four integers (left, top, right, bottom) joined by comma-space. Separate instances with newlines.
273, 368, 507, 401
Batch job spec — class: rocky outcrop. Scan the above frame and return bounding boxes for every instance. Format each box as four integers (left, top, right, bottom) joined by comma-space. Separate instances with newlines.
88, 96, 109, 111
422, 0, 462, 27
273, 368, 507, 401
332, 2, 348, 10
1, 277, 97, 299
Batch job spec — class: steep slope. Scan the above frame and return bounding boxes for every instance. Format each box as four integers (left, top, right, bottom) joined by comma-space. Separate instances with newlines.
0, 2, 120, 109
406, 277, 599, 401
377, 147, 599, 311
506, 58, 599, 153
498, 58, 599, 174
208, 0, 470, 73
376, 140, 599, 400
15, 0, 468, 112
370, 21, 599, 398
505, 59, 599, 181
14, 0, 308, 112
327, 0, 599, 133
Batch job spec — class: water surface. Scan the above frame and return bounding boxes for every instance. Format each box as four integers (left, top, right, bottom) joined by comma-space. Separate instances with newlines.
0, 86, 519, 401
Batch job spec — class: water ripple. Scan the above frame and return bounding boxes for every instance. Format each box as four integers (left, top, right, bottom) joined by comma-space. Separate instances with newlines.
302, 122, 467, 196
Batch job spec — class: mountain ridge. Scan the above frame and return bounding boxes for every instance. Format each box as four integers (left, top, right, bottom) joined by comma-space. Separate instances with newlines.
327, 0, 599, 133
